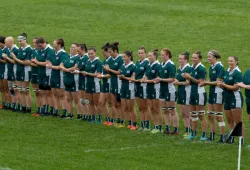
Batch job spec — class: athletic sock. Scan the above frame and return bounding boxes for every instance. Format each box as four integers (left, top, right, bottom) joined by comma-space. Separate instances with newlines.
174, 127, 178, 132
133, 122, 137, 127
116, 118, 121, 123
145, 120, 150, 129
92, 115, 96, 121
83, 114, 87, 120
165, 125, 170, 131
55, 109, 59, 115
88, 115, 92, 121
37, 107, 40, 114
202, 132, 207, 138
185, 127, 189, 133
62, 109, 67, 115
140, 121, 145, 129
154, 125, 159, 129
159, 125, 162, 131
210, 132, 215, 140
120, 120, 124, 124
128, 120, 132, 126
98, 115, 102, 122
191, 130, 196, 137
50, 107, 54, 115
111, 118, 115, 123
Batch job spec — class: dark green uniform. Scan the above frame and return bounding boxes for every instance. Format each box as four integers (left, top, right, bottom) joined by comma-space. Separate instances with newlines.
189, 63, 207, 106
110, 55, 123, 94
16, 45, 32, 82
223, 67, 243, 110
145, 60, 161, 99
208, 62, 224, 105
176, 64, 192, 105
78, 53, 88, 91
0, 46, 9, 80
85, 57, 102, 93
30, 49, 39, 84
243, 69, 250, 114
159, 60, 176, 102
7, 45, 19, 81
102, 56, 112, 93
120, 62, 136, 99
37, 45, 55, 89
63, 54, 79, 92
134, 58, 149, 99
50, 49, 69, 88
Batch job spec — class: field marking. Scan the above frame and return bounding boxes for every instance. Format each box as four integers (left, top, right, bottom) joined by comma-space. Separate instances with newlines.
84, 144, 164, 153
0, 167, 12, 170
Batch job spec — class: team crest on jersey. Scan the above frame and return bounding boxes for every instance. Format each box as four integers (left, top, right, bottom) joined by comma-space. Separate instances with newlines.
42, 53, 45, 56
140, 67, 144, 70
127, 71, 130, 73
56, 57, 59, 60
114, 63, 118, 66
195, 72, 197, 75
164, 70, 167, 73
151, 70, 155, 73
70, 60, 74, 63
224, 76, 226, 79
229, 77, 233, 80
91, 65, 95, 67
23, 52, 26, 55
213, 71, 216, 74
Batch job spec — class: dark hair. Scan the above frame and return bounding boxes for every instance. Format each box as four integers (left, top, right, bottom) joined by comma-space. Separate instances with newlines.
150, 49, 158, 59
33, 37, 38, 40
36, 37, 46, 44
194, 50, 202, 59
230, 56, 239, 65
20, 33, 27, 38
55, 38, 65, 48
109, 41, 119, 53
72, 43, 79, 46
208, 50, 221, 59
88, 46, 96, 52
180, 51, 190, 61
77, 44, 87, 52
162, 48, 172, 59
0, 36, 6, 44
101, 42, 110, 52
138, 46, 146, 53
123, 50, 133, 61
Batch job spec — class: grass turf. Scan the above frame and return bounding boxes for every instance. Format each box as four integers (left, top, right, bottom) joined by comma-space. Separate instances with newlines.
0, 0, 250, 169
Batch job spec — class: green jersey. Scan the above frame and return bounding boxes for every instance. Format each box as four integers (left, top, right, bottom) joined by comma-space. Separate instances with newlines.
159, 60, 176, 93
135, 58, 149, 80
190, 62, 207, 94
37, 45, 55, 77
17, 45, 32, 72
102, 56, 112, 85
176, 63, 192, 93
209, 62, 224, 94
85, 57, 102, 82
223, 66, 242, 95
31, 49, 38, 75
0, 46, 9, 74
7, 45, 19, 74
63, 54, 79, 80
51, 49, 68, 78
120, 62, 136, 88
243, 69, 250, 97
109, 55, 123, 94
78, 53, 89, 71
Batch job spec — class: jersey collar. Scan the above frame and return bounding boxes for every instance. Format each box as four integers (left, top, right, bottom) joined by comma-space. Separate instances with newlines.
193, 62, 202, 70
113, 54, 121, 60
139, 57, 149, 64
43, 44, 53, 51
161, 59, 172, 67
124, 61, 133, 68
106, 56, 112, 61
90, 57, 99, 63
21, 44, 30, 50
56, 49, 65, 55
228, 66, 240, 75
179, 63, 190, 71
150, 60, 159, 67
9, 44, 19, 51
3, 46, 8, 51
70, 54, 78, 58
212, 61, 222, 69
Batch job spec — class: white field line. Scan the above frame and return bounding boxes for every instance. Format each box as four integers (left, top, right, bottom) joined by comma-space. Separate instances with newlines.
0, 167, 12, 170
84, 144, 164, 153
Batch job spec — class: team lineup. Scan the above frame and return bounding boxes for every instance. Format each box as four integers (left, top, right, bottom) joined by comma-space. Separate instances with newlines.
0, 33, 249, 144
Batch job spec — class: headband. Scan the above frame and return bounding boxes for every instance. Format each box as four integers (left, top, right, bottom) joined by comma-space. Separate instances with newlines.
18, 36, 26, 41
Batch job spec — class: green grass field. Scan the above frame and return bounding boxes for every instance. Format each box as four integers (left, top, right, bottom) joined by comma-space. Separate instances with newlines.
1, 0, 250, 169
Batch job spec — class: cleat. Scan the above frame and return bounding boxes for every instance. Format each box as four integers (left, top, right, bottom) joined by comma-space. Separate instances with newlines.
127, 125, 132, 129
171, 131, 179, 135
183, 133, 190, 137
130, 126, 138, 131
52, 113, 59, 117
59, 114, 67, 118
185, 134, 196, 140
200, 136, 208, 141
32, 113, 38, 116
103, 121, 108, 125
137, 127, 144, 132
117, 124, 125, 128
65, 114, 73, 119
151, 129, 160, 134
143, 128, 151, 132
106, 122, 113, 126
164, 130, 171, 135
77, 115, 82, 120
